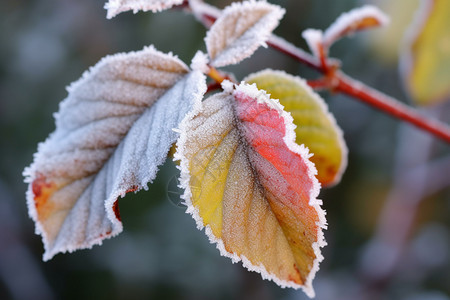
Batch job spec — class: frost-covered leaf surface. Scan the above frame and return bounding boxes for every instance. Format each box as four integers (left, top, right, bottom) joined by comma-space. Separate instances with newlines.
401, 0, 450, 105
205, 0, 284, 68
105, 0, 183, 19
24, 46, 206, 260
323, 5, 389, 47
175, 81, 326, 298
245, 70, 347, 187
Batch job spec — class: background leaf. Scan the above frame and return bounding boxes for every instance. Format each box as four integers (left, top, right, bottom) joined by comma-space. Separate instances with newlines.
402, 0, 450, 105
205, 0, 284, 68
24, 46, 206, 260
105, 0, 184, 19
245, 69, 348, 187
175, 82, 326, 298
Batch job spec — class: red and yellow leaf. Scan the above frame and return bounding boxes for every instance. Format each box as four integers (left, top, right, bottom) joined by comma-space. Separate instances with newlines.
245, 69, 347, 187
175, 81, 326, 298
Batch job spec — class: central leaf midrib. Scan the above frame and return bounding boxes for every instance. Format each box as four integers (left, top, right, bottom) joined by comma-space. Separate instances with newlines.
229, 94, 305, 279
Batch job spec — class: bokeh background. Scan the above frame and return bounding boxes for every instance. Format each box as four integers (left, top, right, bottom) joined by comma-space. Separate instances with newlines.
1, 0, 449, 299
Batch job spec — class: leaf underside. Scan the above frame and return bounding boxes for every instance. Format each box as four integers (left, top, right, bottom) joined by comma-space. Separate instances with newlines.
175, 82, 326, 298
245, 69, 348, 187
24, 45, 206, 260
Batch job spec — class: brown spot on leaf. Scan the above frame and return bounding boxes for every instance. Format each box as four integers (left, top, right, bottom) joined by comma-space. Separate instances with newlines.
291, 263, 305, 285
98, 230, 113, 239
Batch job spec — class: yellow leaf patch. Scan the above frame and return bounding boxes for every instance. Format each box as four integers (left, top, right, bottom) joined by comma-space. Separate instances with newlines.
404, 0, 450, 105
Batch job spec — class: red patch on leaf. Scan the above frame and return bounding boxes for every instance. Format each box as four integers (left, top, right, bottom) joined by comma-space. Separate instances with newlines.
234, 91, 315, 214
98, 230, 113, 239
32, 173, 56, 220
112, 185, 138, 221
112, 200, 121, 221
125, 185, 139, 193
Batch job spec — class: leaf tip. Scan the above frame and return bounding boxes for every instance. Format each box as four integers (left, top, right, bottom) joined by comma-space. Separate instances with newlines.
190, 51, 210, 74
302, 29, 324, 58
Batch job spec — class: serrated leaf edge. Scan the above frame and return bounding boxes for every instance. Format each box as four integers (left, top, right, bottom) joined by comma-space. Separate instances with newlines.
174, 81, 327, 298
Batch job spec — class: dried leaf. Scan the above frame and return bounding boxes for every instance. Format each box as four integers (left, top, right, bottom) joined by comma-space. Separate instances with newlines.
401, 0, 450, 105
24, 46, 206, 260
175, 81, 326, 298
205, 0, 284, 68
323, 5, 389, 47
105, 0, 183, 19
245, 69, 348, 187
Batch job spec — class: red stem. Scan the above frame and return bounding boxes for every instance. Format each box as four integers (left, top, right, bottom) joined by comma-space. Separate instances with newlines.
306, 78, 331, 90
267, 36, 323, 72
335, 73, 450, 142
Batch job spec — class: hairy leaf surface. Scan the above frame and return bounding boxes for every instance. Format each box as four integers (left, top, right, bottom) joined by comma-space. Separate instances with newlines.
402, 0, 450, 105
105, 0, 183, 19
245, 70, 347, 187
205, 0, 284, 68
175, 81, 326, 298
24, 46, 206, 260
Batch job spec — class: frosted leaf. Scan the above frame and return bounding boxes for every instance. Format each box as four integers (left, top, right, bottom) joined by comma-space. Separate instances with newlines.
302, 29, 324, 60
205, 0, 285, 68
323, 5, 389, 47
175, 81, 326, 298
24, 45, 207, 260
105, 0, 183, 19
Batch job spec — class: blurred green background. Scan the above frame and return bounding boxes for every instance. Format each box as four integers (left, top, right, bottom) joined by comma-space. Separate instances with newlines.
1, 1, 449, 299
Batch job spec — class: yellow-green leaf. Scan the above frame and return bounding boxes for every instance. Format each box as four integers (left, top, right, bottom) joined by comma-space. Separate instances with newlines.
403, 0, 450, 105
245, 69, 347, 187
